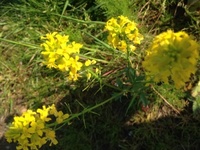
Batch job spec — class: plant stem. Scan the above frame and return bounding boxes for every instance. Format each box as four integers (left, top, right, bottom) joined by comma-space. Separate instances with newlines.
54, 92, 123, 130
0, 38, 39, 49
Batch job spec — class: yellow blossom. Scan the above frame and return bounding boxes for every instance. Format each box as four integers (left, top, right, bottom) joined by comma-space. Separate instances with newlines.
41, 32, 97, 81
41, 32, 84, 81
86, 72, 92, 81
5, 104, 70, 150
56, 111, 70, 124
105, 15, 143, 52
49, 104, 69, 124
85, 59, 96, 66
37, 105, 51, 122
44, 129, 58, 146
142, 30, 199, 89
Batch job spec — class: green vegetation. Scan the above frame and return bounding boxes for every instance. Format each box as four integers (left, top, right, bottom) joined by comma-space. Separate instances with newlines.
0, 0, 200, 149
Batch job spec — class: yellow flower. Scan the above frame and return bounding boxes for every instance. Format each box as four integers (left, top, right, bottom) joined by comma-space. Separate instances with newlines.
86, 72, 92, 81
20, 110, 36, 126
49, 104, 69, 124
5, 127, 21, 143
85, 59, 96, 66
44, 129, 58, 146
16, 139, 29, 150
85, 60, 92, 66
117, 40, 127, 52
105, 18, 120, 32
20, 127, 32, 139
105, 15, 143, 52
30, 120, 45, 136
30, 134, 47, 149
95, 68, 100, 74
41, 32, 97, 81
5, 104, 70, 150
69, 69, 79, 81
129, 44, 136, 52
71, 41, 83, 53
142, 30, 199, 89
56, 111, 70, 124
41, 32, 84, 81
70, 56, 83, 71
37, 105, 51, 122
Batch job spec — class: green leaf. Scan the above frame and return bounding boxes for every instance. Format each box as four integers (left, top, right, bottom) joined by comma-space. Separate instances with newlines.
126, 95, 137, 114
139, 93, 148, 106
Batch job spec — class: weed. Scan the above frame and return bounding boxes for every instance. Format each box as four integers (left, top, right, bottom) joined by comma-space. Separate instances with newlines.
0, 0, 200, 149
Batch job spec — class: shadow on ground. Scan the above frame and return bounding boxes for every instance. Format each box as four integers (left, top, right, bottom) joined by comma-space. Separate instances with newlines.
122, 115, 200, 150
1, 109, 200, 150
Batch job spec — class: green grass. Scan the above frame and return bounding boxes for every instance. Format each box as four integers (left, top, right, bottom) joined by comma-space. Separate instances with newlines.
0, 0, 200, 149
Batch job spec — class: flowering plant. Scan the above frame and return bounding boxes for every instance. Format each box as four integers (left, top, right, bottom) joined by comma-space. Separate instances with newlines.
40, 32, 96, 81
105, 15, 143, 52
142, 30, 199, 89
5, 104, 69, 150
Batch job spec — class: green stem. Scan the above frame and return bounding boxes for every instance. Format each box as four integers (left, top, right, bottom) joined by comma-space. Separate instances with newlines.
52, 92, 123, 130
59, 0, 69, 24
126, 44, 132, 68
184, 6, 198, 22
78, 53, 109, 64
0, 38, 39, 49
83, 32, 114, 51
82, 46, 113, 56
53, 13, 105, 25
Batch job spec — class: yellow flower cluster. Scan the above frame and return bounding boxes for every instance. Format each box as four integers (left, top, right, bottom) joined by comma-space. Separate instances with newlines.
105, 15, 143, 52
142, 30, 199, 89
5, 104, 69, 150
41, 32, 96, 81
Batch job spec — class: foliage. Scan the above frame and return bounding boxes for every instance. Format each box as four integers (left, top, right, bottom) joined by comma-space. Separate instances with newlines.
0, 0, 200, 149
95, 0, 134, 19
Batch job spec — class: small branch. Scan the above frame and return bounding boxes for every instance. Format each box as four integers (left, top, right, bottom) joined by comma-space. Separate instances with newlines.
151, 85, 180, 114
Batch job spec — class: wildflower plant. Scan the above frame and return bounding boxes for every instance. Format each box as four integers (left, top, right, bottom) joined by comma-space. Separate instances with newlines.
105, 15, 143, 52
40, 32, 96, 81
5, 104, 69, 150
103, 15, 148, 112
142, 30, 199, 89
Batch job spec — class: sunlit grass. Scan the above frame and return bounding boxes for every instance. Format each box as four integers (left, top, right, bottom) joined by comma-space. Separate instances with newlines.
0, 0, 200, 149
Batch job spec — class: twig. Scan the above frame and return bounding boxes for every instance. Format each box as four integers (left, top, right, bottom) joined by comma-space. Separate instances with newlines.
151, 85, 180, 114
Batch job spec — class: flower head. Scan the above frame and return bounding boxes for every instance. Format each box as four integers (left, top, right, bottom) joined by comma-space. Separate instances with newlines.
5, 104, 70, 150
105, 15, 143, 52
142, 30, 199, 89
41, 32, 96, 81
